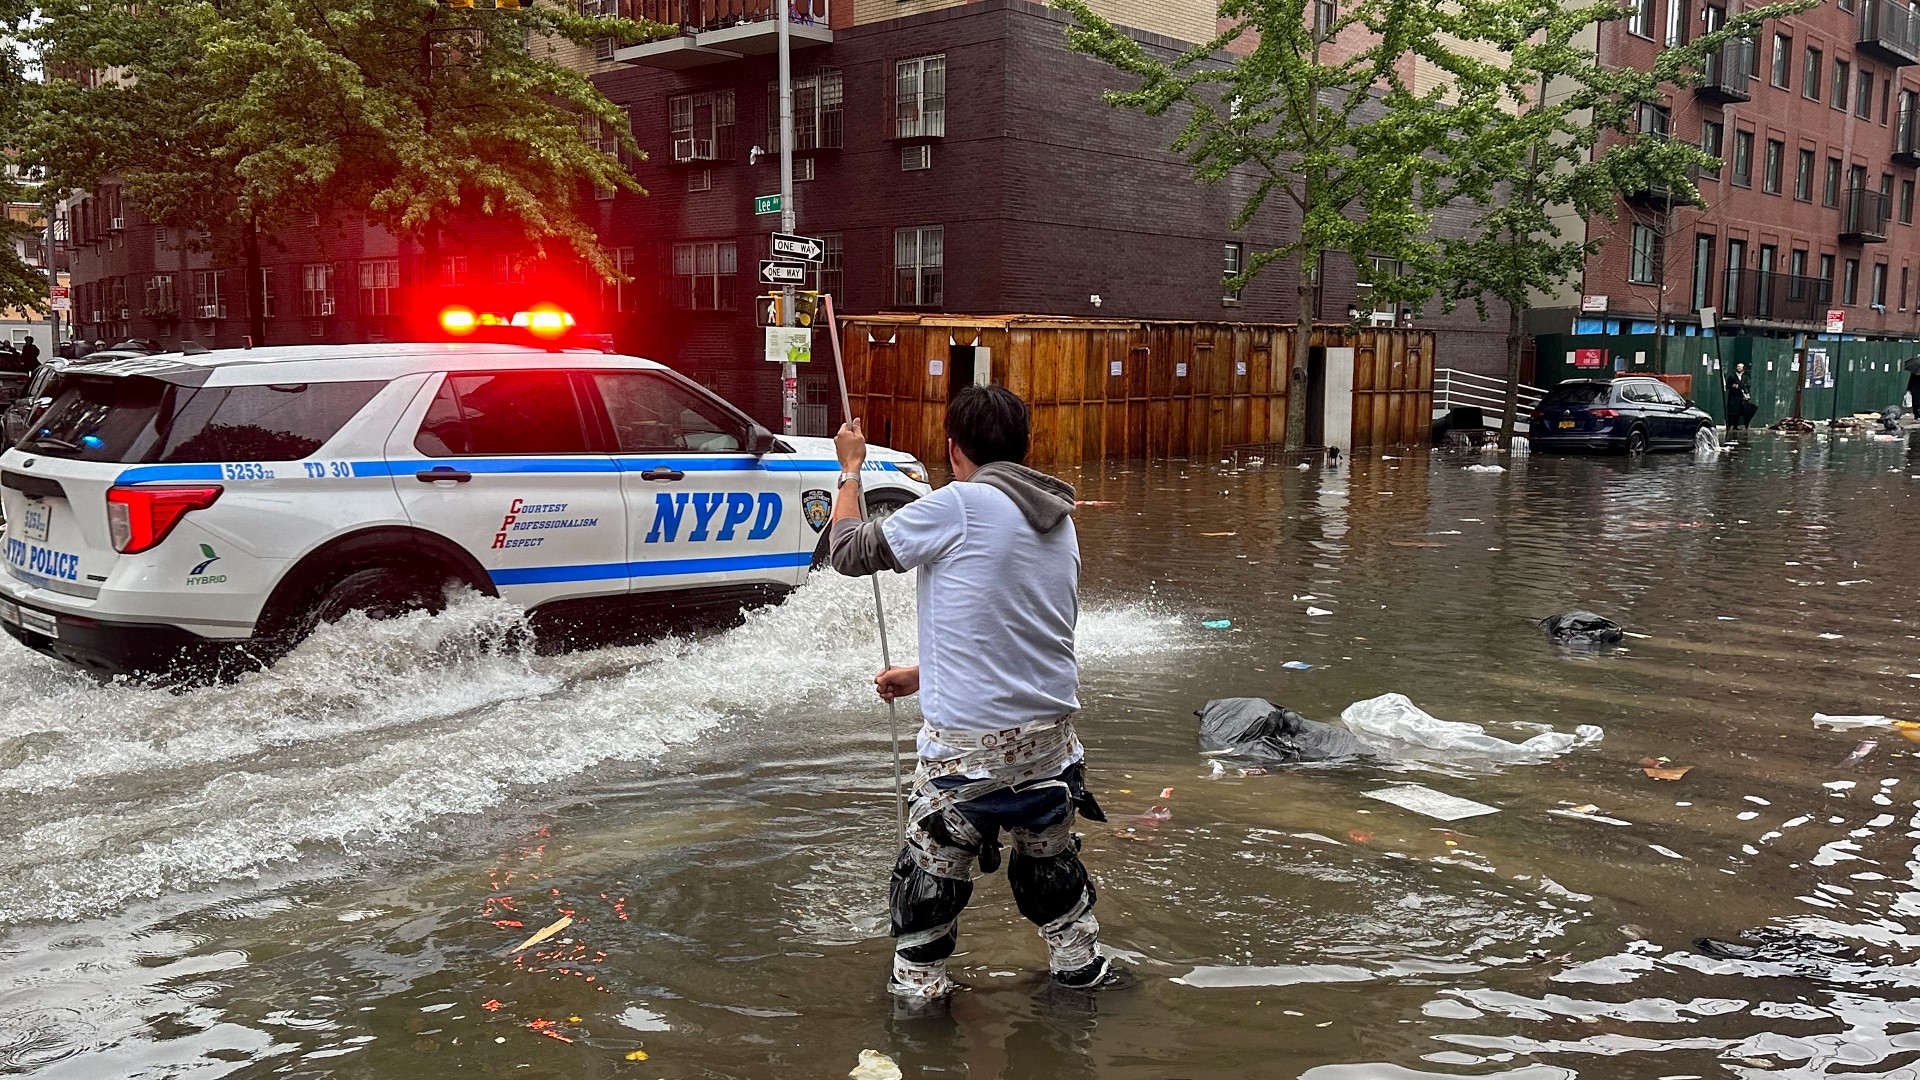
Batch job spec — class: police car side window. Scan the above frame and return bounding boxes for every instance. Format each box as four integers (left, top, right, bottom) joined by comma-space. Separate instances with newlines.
591, 372, 744, 453
415, 372, 593, 457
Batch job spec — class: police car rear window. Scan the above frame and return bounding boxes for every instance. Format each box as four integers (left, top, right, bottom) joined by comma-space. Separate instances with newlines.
24, 376, 386, 463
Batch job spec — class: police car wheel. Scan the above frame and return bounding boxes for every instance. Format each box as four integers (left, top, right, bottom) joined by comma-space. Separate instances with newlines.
809, 491, 916, 570
306, 567, 450, 629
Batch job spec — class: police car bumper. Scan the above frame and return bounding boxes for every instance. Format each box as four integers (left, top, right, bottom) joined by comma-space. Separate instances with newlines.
0, 592, 261, 680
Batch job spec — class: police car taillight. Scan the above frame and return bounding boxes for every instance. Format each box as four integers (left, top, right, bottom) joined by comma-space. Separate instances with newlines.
106, 485, 224, 554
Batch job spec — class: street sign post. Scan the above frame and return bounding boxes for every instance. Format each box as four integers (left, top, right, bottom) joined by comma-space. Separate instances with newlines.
771, 232, 824, 263
48, 285, 70, 313
759, 260, 807, 285
754, 194, 783, 216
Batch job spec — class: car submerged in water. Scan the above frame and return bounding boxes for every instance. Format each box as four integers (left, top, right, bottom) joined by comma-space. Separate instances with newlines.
1529, 377, 1716, 454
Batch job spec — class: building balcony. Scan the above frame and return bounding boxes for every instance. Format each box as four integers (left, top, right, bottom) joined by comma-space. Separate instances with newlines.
1859, 0, 1920, 68
615, 0, 830, 70
1726, 270, 1834, 323
1897, 101, 1920, 165
1841, 186, 1892, 242
1697, 38, 1754, 103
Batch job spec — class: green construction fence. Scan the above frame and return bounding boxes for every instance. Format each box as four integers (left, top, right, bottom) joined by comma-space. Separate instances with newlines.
1534, 334, 1915, 426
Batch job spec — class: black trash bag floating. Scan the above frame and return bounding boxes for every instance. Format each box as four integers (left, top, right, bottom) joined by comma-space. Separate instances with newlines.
1538, 610, 1624, 646
1197, 697, 1372, 765
1695, 929, 1876, 979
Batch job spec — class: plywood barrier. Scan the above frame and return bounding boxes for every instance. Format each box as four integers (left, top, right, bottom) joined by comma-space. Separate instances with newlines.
838, 315, 1436, 464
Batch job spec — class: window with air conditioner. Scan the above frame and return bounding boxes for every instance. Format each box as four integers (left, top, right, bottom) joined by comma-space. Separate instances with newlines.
768, 70, 844, 151
901, 144, 931, 171
361, 258, 400, 315
669, 90, 735, 163
1360, 256, 1402, 324
896, 55, 947, 139
145, 274, 176, 317
302, 264, 335, 318
194, 270, 227, 320
672, 241, 738, 311
894, 225, 943, 307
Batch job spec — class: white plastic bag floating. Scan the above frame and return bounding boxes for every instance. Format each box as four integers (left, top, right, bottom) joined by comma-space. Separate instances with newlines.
1339, 693, 1602, 764
1463, 464, 1506, 473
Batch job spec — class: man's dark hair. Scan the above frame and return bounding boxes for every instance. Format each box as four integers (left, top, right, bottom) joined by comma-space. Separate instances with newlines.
946, 385, 1030, 466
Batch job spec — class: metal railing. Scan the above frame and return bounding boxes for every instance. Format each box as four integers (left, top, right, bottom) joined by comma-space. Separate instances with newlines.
1698, 37, 1755, 102
629, 0, 829, 31
1722, 270, 1834, 322
1860, 0, 1920, 66
1897, 98, 1920, 164
1842, 186, 1893, 241
1434, 367, 1546, 431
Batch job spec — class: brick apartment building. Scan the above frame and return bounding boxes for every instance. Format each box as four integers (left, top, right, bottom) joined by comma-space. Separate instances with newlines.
1542, 0, 1920, 346
57, 0, 1512, 430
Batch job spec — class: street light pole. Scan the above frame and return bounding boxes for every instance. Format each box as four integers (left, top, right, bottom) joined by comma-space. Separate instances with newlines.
776, 0, 798, 436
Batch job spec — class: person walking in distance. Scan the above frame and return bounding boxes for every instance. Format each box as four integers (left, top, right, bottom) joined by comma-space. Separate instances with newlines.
828, 386, 1122, 1001
1725, 362, 1756, 432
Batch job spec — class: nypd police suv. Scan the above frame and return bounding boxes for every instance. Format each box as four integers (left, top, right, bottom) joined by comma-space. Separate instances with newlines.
0, 340, 930, 677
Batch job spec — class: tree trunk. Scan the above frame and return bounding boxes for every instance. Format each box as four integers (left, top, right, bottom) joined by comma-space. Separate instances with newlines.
1286, 248, 1314, 451
1500, 299, 1523, 445
243, 216, 265, 346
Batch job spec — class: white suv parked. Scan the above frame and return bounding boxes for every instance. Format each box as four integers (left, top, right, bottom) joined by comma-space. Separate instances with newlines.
0, 343, 930, 677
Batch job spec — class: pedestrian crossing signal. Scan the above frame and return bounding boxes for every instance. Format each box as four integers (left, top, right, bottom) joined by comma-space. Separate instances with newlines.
757, 290, 820, 327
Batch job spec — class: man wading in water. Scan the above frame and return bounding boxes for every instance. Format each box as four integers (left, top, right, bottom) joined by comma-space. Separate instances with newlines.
828, 386, 1123, 1000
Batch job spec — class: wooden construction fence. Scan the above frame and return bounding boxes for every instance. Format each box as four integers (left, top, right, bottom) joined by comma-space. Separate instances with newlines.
836, 315, 1436, 465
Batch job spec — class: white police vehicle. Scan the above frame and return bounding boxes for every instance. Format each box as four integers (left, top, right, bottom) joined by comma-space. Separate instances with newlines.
0, 339, 929, 677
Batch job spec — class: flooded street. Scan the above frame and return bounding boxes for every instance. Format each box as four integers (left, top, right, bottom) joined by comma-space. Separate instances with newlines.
3, 434, 1920, 1079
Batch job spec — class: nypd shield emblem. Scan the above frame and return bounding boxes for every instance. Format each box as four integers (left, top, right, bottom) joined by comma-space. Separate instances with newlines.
802, 488, 833, 533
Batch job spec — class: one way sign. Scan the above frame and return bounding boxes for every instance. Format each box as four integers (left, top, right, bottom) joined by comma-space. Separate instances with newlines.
760, 259, 808, 285
770, 232, 824, 263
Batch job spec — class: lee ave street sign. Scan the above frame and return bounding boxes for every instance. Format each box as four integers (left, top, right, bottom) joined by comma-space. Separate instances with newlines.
759, 260, 807, 285
754, 194, 783, 216
771, 232, 824, 263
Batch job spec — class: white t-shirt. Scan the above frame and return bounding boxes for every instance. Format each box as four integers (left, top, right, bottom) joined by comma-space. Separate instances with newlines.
881, 481, 1082, 768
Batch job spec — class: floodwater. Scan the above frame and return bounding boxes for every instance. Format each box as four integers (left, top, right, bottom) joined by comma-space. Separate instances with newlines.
3, 433, 1920, 1079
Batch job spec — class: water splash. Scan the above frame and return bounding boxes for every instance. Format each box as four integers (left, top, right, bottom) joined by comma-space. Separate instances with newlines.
0, 573, 1187, 926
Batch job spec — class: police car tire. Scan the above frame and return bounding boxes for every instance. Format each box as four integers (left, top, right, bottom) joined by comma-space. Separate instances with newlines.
809, 490, 917, 570
304, 567, 449, 632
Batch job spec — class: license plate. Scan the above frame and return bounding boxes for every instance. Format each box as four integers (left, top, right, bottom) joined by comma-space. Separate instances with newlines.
20, 499, 49, 543
1558, 420, 1576, 429
17, 606, 56, 639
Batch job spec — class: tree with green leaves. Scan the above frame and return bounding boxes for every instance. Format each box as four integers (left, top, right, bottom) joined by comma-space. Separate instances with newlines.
1056, 0, 1491, 450
1430, 0, 1815, 444
21, 0, 659, 344
0, 0, 48, 319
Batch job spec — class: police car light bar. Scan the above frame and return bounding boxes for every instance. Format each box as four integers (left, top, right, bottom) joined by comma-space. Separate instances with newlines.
437, 303, 577, 343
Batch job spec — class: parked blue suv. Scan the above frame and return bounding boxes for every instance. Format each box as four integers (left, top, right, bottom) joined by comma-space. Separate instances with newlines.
1531, 377, 1714, 454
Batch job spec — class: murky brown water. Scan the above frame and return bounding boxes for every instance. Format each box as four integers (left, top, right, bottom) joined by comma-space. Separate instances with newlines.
3, 433, 1920, 1079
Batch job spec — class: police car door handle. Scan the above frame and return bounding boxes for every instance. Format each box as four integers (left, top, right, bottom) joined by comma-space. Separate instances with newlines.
641, 466, 685, 482
416, 467, 473, 483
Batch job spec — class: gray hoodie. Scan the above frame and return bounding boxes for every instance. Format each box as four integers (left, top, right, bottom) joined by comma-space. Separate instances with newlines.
829, 462, 1076, 574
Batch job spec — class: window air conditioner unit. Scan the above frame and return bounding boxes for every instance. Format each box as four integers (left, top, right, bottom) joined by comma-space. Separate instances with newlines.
197, 303, 218, 319
109, 217, 124, 231
320, 298, 336, 316
902, 144, 931, 171
672, 137, 697, 162
693, 138, 717, 160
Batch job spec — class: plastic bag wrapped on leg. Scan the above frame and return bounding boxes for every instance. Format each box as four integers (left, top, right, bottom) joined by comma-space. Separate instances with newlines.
1339, 693, 1602, 765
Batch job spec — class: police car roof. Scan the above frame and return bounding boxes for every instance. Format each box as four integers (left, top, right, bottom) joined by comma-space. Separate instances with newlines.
72, 341, 666, 384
